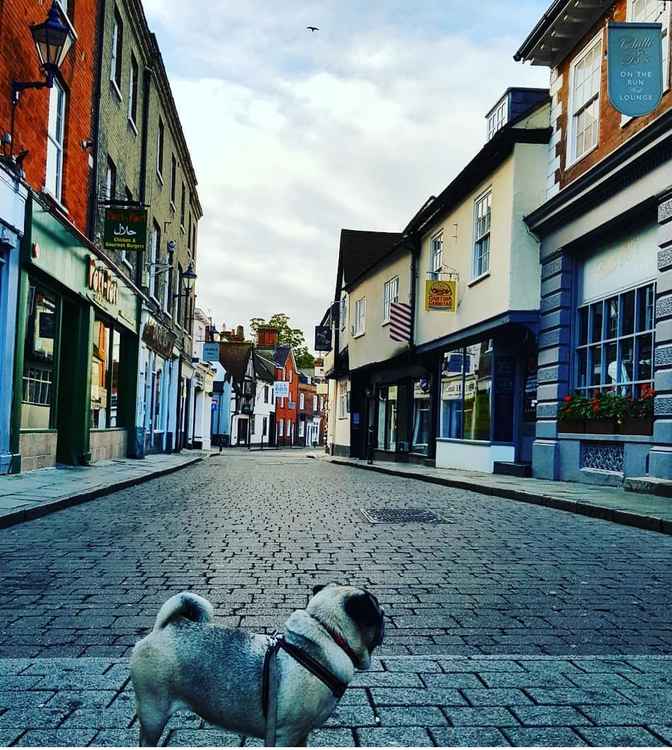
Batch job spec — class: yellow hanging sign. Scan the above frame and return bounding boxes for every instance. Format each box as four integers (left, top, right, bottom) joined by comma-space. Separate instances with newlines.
425, 279, 458, 312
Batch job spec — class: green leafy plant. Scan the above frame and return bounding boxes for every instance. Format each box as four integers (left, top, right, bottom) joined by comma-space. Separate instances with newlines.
627, 384, 655, 419
559, 393, 591, 421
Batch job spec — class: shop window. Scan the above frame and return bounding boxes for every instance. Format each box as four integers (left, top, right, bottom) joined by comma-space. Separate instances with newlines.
376, 385, 398, 451
21, 286, 58, 429
411, 377, 432, 455
338, 381, 349, 419
90, 319, 124, 429
576, 282, 655, 397
440, 341, 493, 442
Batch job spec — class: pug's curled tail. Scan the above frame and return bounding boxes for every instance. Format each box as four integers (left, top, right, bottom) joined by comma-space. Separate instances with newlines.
153, 592, 214, 631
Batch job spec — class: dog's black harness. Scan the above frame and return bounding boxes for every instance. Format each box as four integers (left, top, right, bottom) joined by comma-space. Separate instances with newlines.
261, 635, 348, 718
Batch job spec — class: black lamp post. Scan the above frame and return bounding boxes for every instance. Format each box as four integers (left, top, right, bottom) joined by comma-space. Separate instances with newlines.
12, 2, 74, 105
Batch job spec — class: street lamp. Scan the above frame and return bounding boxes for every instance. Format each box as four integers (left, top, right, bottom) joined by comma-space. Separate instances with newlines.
12, 2, 75, 105
182, 262, 197, 292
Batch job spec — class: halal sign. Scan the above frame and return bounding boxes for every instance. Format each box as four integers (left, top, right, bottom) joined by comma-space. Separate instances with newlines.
608, 22, 663, 117
104, 207, 148, 252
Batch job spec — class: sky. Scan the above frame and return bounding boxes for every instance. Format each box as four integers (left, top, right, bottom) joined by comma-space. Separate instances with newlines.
142, 1, 550, 349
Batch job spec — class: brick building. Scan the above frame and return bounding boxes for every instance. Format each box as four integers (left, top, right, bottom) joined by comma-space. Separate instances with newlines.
515, 0, 672, 485
91, 0, 202, 458
298, 374, 318, 447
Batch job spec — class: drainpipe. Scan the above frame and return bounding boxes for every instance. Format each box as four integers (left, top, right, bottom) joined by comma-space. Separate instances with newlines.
138, 66, 152, 289
87, 0, 107, 242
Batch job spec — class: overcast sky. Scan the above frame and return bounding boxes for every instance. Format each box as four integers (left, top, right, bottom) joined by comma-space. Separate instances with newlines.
143, 1, 550, 348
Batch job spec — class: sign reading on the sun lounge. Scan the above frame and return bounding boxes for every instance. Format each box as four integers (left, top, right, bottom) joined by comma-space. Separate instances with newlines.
608, 22, 663, 117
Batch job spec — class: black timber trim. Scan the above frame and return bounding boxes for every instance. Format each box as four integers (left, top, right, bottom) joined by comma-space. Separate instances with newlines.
415, 311, 540, 355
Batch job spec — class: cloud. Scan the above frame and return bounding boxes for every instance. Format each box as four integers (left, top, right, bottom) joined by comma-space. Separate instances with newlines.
144, 1, 549, 343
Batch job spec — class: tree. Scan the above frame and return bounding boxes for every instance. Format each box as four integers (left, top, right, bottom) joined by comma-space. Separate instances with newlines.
250, 313, 315, 369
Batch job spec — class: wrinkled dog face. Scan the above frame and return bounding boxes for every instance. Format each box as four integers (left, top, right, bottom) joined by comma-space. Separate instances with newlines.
308, 583, 385, 669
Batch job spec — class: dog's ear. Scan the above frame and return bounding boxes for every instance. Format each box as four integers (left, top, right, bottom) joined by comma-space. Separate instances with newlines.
345, 592, 380, 627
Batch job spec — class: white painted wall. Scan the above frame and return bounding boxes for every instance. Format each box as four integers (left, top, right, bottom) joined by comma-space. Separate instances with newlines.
436, 440, 515, 473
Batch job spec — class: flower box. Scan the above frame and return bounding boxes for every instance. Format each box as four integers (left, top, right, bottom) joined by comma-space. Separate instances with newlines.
586, 419, 618, 435
620, 417, 653, 436
558, 419, 585, 433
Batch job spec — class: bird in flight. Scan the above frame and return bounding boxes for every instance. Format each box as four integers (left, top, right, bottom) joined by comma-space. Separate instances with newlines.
306, 26, 319, 32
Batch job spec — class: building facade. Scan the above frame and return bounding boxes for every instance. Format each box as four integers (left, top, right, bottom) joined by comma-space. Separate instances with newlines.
516, 0, 672, 486
91, 0, 202, 460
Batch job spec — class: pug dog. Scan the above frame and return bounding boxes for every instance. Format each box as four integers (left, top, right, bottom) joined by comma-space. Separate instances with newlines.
130, 583, 385, 747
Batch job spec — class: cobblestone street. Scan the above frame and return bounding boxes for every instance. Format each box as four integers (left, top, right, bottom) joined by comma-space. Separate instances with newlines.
1, 451, 672, 745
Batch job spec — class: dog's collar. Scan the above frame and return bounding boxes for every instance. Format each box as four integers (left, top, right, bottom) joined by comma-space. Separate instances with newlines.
262, 635, 348, 718
310, 615, 360, 669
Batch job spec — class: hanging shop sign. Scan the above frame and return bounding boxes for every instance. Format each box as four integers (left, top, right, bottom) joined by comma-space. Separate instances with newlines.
608, 22, 663, 117
274, 381, 290, 399
425, 279, 458, 311
103, 207, 148, 252
88, 256, 119, 306
142, 320, 177, 360
314, 325, 332, 352
202, 342, 220, 362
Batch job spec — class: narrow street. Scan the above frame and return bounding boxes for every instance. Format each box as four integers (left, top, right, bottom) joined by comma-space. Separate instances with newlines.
2, 451, 672, 658
2, 454, 672, 746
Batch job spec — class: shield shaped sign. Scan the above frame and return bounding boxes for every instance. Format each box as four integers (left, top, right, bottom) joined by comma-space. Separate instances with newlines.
608, 22, 663, 117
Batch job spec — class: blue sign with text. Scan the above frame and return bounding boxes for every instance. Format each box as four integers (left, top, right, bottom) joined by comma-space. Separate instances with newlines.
608, 22, 663, 117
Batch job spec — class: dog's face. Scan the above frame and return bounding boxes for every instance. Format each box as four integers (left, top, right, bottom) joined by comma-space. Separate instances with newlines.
307, 584, 385, 669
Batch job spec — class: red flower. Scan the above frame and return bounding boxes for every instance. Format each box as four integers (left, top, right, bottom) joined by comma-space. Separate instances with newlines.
563, 395, 572, 403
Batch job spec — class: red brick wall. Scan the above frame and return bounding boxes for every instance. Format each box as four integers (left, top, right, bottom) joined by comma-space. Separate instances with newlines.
275, 355, 299, 441
0, 1, 97, 234
555, 0, 672, 189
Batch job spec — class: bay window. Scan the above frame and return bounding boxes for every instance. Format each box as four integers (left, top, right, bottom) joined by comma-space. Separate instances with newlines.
576, 282, 655, 398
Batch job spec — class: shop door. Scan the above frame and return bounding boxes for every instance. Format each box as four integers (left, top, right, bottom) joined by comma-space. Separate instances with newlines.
238, 419, 248, 445
519, 345, 538, 464
269, 414, 276, 445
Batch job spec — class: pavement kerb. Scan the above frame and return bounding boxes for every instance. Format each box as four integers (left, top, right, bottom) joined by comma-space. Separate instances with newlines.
0, 454, 206, 531
312, 456, 672, 538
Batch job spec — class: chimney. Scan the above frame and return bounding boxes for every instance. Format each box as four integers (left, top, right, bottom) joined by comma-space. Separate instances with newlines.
257, 326, 280, 349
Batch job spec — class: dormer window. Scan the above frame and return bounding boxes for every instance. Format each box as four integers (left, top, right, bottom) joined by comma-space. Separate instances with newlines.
487, 99, 507, 141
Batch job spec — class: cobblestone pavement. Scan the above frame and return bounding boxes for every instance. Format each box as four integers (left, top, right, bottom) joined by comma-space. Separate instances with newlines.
1, 656, 672, 746
1, 451, 672, 658
2, 451, 672, 745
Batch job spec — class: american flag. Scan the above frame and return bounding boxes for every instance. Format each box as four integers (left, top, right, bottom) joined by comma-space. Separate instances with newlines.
389, 302, 412, 343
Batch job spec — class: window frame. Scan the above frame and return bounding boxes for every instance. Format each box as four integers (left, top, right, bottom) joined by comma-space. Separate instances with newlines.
156, 118, 165, 181
567, 31, 603, 168
128, 52, 139, 129
110, 7, 123, 96
46, 78, 66, 203
383, 276, 400, 323
430, 232, 443, 280
472, 189, 492, 280
353, 297, 366, 337
574, 281, 656, 399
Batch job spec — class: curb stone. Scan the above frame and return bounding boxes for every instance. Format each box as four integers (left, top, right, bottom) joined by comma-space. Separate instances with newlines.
312, 456, 672, 538
0, 455, 205, 531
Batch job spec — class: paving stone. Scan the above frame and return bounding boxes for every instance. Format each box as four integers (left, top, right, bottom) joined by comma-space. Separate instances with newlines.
14, 728, 98, 746
503, 727, 587, 746
649, 725, 672, 744
462, 689, 533, 706
376, 706, 447, 727
165, 729, 241, 746
0, 707, 70, 729
576, 726, 666, 746
420, 673, 484, 689
440, 659, 524, 673
526, 687, 631, 705
441, 707, 519, 727
324, 705, 376, 727
431, 727, 510, 746
580, 704, 671, 726
357, 726, 434, 746
0, 692, 55, 710
89, 728, 139, 746
338, 689, 369, 706
565, 672, 641, 689
308, 728, 356, 746
58, 707, 134, 730
381, 659, 441, 673
43, 690, 118, 710
479, 672, 572, 688
0, 728, 24, 746
511, 705, 592, 726
0, 676, 43, 692
351, 672, 423, 688
371, 687, 465, 707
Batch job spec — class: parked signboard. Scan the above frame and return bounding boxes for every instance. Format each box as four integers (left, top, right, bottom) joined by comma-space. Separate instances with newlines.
608, 22, 663, 117
314, 325, 332, 352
